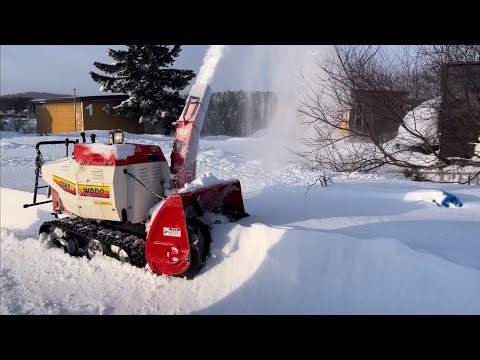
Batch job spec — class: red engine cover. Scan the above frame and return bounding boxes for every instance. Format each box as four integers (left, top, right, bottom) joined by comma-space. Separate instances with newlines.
146, 194, 192, 276
73, 143, 166, 166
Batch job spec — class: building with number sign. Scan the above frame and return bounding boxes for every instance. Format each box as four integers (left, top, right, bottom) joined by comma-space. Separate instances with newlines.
32, 95, 144, 134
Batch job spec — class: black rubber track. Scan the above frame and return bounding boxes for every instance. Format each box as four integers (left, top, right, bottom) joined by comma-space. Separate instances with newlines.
40, 217, 146, 268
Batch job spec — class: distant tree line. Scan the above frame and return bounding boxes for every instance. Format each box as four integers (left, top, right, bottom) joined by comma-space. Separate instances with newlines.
202, 90, 276, 136
0, 96, 32, 113
0, 90, 277, 138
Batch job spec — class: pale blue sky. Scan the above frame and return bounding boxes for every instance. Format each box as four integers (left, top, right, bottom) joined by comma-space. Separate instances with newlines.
0, 45, 276, 96
1, 45, 403, 96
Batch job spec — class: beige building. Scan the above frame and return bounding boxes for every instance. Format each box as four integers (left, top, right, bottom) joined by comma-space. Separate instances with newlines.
33, 95, 144, 134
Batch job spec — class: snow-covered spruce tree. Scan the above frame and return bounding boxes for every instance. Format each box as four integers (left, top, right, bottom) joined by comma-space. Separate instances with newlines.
90, 45, 195, 134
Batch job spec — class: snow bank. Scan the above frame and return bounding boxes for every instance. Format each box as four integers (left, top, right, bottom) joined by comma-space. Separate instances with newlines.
145, 200, 165, 234
0, 188, 281, 315
0, 188, 53, 237
404, 189, 447, 204
199, 225, 480, 315
395, 98, 440, 147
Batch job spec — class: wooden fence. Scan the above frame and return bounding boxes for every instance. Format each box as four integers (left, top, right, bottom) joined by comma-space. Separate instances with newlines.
421, 171, 480, 185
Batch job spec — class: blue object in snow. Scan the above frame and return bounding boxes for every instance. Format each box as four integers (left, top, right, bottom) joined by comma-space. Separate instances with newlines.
432, 191, 463, 208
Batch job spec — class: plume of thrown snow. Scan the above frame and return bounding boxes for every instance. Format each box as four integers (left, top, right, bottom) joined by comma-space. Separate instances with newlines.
196, 45, 228, 85
239, 46, 332, 139
234, 46, 332, 168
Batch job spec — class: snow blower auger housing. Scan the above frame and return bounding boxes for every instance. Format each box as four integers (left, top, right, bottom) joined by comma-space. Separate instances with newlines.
24, 83, 248, 279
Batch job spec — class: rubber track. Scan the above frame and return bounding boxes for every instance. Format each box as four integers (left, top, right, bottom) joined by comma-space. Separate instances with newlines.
41, 217, 146, 268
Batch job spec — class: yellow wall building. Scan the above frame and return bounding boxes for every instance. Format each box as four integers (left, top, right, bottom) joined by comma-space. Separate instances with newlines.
34, 95, 144, 134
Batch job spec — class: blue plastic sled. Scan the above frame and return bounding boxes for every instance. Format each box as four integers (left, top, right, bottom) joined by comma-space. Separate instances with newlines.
432, 191, 463, 208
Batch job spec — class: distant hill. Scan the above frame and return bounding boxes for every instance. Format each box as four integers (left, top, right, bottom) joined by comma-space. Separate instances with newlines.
1, 92, 71, 99
1, 92, 71, 113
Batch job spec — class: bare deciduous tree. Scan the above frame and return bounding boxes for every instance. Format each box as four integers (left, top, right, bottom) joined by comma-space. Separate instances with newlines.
296, 45, 480, 185
11, 117, 29, 133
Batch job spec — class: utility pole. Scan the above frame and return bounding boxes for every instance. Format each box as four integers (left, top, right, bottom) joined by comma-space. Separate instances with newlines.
73, 88, 77, 132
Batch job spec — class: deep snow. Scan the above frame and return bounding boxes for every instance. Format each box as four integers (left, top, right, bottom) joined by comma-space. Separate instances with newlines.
394, 98, 440, 148
1, 130, 480, 314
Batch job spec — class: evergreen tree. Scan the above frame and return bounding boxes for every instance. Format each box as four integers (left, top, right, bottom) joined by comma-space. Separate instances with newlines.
202, 90, 276, 136
90, 45, 195, 134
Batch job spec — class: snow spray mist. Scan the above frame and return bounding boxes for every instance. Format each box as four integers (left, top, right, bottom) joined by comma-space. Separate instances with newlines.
240, 46, 332, 167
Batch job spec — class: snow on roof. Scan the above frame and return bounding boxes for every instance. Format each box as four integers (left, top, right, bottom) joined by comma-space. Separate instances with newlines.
32, 95, 129, 104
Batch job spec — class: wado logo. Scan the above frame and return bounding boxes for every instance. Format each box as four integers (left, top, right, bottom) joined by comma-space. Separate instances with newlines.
53, 175, 76, 195
78, 184, 110, 198
163, 227, 181, 237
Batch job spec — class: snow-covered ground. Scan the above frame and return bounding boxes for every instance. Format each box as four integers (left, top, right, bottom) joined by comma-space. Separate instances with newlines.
1, 130, 480, 314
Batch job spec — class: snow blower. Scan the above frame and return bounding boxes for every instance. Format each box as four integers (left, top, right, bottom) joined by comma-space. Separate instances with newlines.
23, 83, 248, 279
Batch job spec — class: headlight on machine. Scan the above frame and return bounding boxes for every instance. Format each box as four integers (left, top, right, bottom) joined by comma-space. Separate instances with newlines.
109, 130, 124, 145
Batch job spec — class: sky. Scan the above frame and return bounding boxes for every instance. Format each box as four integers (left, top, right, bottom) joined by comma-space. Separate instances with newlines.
0, 45, 279, 96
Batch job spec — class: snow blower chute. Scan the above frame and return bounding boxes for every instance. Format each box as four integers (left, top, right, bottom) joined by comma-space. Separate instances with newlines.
24, 83, 248, 279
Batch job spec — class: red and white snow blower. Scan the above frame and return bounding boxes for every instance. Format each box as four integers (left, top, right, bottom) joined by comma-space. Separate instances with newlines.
24, 83, 248, 279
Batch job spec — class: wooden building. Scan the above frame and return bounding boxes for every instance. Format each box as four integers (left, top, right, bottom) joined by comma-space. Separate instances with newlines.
33, 95, 144, 134
439, 62, 480, 159
340, 90, 408, 142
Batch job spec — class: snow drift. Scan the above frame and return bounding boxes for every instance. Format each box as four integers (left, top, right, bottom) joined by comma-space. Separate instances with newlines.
394, 98, 441, 148
1, 130, 480, 314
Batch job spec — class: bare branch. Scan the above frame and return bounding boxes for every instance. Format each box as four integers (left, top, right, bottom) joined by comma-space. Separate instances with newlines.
296, 45, 480, 184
